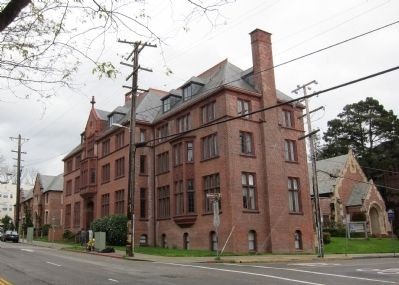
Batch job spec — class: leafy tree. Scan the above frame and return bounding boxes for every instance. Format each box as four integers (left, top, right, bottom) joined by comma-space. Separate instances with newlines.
1, 215, 14, 231
0, 0, 234, 101
91, 215, 128, 246
22, 203, 33, 234
320, 97, 399, 164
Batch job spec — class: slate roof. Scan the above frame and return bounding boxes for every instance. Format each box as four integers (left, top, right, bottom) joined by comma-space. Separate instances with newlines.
347, 183, 370, 206
309, 154, 348, 195
95, 109, 110, 120
22, 189, 33, 202
39, 174, 63, 193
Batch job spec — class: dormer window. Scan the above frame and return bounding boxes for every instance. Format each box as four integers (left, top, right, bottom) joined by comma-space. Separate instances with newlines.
163, 97, 171, 113
108, 113, 124, 127
183, 83, 203, 101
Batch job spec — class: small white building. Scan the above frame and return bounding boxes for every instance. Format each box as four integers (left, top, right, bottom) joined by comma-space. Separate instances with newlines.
0, 182, 32, 222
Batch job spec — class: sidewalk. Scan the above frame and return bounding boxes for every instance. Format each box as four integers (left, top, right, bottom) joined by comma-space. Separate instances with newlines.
20, 239, 397, 264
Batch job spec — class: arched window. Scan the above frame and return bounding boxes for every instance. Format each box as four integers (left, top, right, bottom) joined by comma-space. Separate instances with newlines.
248, 230, 257, 252
294, 230, 303, 250
210, 231, 217, 251
161, 233, 167, 248
183, 233, 189, 250
139, 234, 148, 246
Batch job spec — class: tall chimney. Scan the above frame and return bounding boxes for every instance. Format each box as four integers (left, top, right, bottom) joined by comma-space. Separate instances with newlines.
250, 29, 277, 104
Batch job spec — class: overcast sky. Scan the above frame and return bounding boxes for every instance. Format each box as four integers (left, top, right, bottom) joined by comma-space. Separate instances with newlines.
0, 0, 398, 178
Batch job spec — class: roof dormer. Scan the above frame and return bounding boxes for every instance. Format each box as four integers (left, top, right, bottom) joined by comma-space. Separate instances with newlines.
182, 77, 205, 101
161, 93, 182, 113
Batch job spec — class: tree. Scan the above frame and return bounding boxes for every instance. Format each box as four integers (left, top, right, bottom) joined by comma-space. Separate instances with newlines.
320, 97, 399, 173
321, 98, 398, 157
0, 0, 234, 101
22, 203, 33, 234
1, 214, 14, 231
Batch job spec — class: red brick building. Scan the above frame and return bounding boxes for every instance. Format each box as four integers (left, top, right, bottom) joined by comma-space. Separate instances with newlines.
62, 29, 314, 253
314, 150, 390, 236
19, 173, 64, 233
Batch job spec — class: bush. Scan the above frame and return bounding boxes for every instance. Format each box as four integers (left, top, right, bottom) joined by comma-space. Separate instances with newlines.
324, 223, 346, 237
323, 232, 331, 244
63, 229, 74, 240
41, 224, 51, 236
91, 215, 128, 246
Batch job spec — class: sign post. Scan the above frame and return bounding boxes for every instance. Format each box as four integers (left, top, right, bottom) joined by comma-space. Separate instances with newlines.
387, 209, 395, 257
207, 193, 221, 259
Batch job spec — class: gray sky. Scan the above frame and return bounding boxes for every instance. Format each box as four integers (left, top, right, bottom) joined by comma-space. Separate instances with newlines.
1, 0, 398, 177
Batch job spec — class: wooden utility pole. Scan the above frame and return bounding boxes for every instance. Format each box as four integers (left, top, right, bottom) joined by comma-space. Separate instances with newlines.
118, 40, 156, 257
292, 80, 325, 258
10, 134, 28, 232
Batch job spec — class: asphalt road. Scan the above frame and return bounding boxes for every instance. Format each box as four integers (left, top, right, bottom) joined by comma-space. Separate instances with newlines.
0, 241, 398, 285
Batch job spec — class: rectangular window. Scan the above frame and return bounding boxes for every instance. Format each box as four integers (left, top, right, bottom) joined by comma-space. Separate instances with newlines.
101, 193, 110, 217
115, 132, 125, 149
237, 99, 250, 117
201, 102, 216, 124
140, 188, 147, 219
115, 157, 125, 178
242, 173, 256, 210
240, 131, 253, 155
45, 211, 49, 224
66, 180, 72, 196
75, 155, 81, 169
101, 163, 111, 183
140, 155, 147, 174
282, 110, 294, 128
140, 129, 146, 143
157, 124, 168, 142
177, 114, 191, 133
73, 202, 80, 228
203, 174, 220, 213
187, 179, 195, 213
115, 190, 124, 215
173, 143, 182, 166
65, 204, 71, 228
157, 152, 169, 174
45, 193, 48, 204
89, 168, 96, 184
284, 140, 297, 162
186, 141, 194, 162
175, 181, 184, 215
74, 176, 80, 193
158, 186, 170, 218
66, 160, 73, 173
102, 139, 110, 156
202, 134, 218, 160
288, 178, 301, 213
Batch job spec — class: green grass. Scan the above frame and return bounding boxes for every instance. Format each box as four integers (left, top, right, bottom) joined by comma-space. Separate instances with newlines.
33, 236, 77, 244
324, 237, 399, 254
113, 246, 242, 257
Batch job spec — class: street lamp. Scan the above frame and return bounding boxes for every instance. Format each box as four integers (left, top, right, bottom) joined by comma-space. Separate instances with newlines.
112, 122, 136, 256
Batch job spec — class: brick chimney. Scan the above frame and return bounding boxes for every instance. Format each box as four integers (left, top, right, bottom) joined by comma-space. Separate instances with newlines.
250, 29, 277, 104
125, 93, 132, 104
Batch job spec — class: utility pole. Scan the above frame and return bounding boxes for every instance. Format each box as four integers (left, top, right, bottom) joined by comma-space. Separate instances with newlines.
292, 80, 325, 258
118, 40, 156, 257
10, 134, 28, 232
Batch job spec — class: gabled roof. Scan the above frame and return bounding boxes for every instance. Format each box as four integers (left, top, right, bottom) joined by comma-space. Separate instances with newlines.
347, 183, 370, 206
39, 174, 63, 193
309, 154, 348, 195
22, 188, 33, 202
95, 109, 110, 121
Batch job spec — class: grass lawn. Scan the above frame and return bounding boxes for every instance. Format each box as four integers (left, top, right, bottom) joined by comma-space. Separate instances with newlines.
34, 236, 77, 244
324, 237, 399, 254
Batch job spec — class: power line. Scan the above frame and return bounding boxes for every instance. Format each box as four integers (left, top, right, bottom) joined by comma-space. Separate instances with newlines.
317, 169, 399, 192
139, 65, 399, 146
134, 19, 399, 117
318, 158, 399, 175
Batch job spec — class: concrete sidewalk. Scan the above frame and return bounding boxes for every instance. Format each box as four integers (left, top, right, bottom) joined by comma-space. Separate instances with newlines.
20, 239, 397, 264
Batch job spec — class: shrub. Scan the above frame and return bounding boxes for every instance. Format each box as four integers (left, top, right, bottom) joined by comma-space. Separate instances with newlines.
41, 224, 51, 236
91, 215, 128, 246
323, 232, 331, 244
324, 223, 346, 237
63, 229, 74, 240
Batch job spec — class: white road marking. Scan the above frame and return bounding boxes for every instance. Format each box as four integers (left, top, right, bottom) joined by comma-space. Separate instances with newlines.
46, 261, 62, 267
226, 264, 396, 284
108, 278, 119, 283
155, 262, 325, 285
292, 263, 341, 267
357, 268, 399, 275
20, 248, 34, 252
